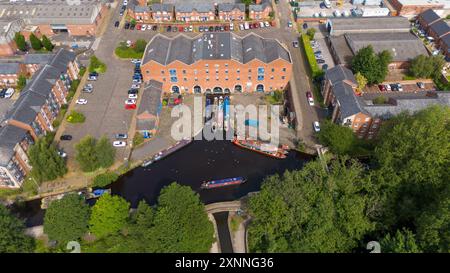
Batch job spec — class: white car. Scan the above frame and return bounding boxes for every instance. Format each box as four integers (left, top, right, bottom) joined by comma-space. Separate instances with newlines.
113, 141, 126, 147
244, 22, 249, 30
239, 24, 244, 31
125, 99, 136, 105
308, 97, 314, 106
4, 88, 14, 98
229, 23, 234, 31
384, 84, 391, 91
76, 99, 87, 105
288, 21, 293, 28
264, 21, 270, 27
126, 40, 132, 47
123, 0, 128, 5
313, 121, 321, 132
189, 25, 193, 32
259, 21, 265, 28
141, 24, 147, 31
131, 84, 140, 89
128, 94, 138, 99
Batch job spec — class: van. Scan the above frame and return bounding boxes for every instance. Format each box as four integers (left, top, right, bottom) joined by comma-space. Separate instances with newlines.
323, 0, 331, 8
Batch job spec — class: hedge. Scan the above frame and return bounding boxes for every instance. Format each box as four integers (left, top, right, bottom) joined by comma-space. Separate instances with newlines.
66, 111, 86, 123
300, 34, 324, 79
93, 172, 119, 188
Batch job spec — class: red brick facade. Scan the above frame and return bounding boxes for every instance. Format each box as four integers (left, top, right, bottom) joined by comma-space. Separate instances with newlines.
389, 0, 444, 16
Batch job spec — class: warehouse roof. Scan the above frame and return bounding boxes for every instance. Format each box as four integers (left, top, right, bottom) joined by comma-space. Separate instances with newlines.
0, 63, 20, 74
143, 33, 291, 65
327, 16, 410, 32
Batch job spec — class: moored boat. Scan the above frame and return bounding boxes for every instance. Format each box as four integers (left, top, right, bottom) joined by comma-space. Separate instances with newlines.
232, 138, 288, 159
201, 177, 246, 189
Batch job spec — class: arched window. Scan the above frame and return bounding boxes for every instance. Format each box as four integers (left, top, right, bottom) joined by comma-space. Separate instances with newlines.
213, 87, 223, 93
193, 85, 201, 93
256, 84, 264, 92
234, 85, 242, 92
171, 85, 180, 93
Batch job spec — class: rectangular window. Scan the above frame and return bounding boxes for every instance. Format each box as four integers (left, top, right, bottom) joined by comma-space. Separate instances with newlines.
237, 69, 240, 73
248, 69, 252, 73
225, 63, 228, 67
237, 77, 240, 80
281, 76, 285, 80
146, 70, 150, 74
225, 70, 228, 74
194, 70, 198, 75
271, 68, 275, 72
170, 76, 178, 83
205, 64, 209, 67
184, 78, 187, 81
182, 70, 186, 74
248, 76, 251, 80
169, 69, 177, 75
258, 75, 264, 81
205, 70, 209, 74
257, 67, 264, 74
282, 68, 286, 72
161, 70, 165, 74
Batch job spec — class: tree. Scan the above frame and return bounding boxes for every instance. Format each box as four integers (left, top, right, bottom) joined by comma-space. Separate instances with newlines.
14, 32, 27, 52
133, 39, 147, 53
306, 28, 316, 40
43, 194, 90, 244
0, 205, 34, 253
88, 55, 107, 73
242, 0, 253, 6
28, 136, 67, 183
371, 106, 450, 252
380, 229, 421, 253
89, 194, 130, 238
75, 135, 115, 172
29, 33, 42, 51
248, 157, 373, 253
409, 54, 445, 79
355, 72, 367, 90
75, 135, 98, 172
95, 136, 115, 169
93, 172, 119, 188
317, 120, 357, 155
41, 35, 54, 51
17, 75, 27, 91
351, 45, 392, 84
147, 183, 215, 253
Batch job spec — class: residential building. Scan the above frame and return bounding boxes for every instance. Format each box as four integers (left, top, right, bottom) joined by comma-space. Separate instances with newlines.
0, 49, 77, 188
0, 63, 24, 87
329, 32, 429, 69
150, 4, 175, 22
326, 17, 411, 36
136, 80, 162, 137
218, 3, 245, 21
322, 65, 450, 140
140, 32, 292, 94
128, 0, 151, 22
249, 0, 273, 20
175, 4, 215, 22
428, 19, 450, 41
416, 9, 450, 59
388, 0, 449, 17
417, 8, 442, 31
0, 19, 25, 56
438, 33, 450, 60
22, 53, 55, 76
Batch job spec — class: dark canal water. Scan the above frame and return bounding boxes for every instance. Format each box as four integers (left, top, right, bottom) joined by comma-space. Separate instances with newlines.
214, 212, 233, 253
13, 139, 313, 227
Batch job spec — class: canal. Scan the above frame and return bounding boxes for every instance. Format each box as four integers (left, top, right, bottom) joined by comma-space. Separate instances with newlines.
12, 139, 313, 227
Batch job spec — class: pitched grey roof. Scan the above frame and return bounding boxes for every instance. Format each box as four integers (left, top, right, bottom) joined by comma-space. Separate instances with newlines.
0, 125, 27, 166
175, 3, 214, 13
0, 63, 20, 74
363, 92, 450, 119
250, 0, 271, 12
419, 9, 441, 25
136, 80, 162, 131
430, 19, 450, 37
345, 32, 429, 62
3, 49, 75, 125
325, 65, 356, 85
129, 0, 149, 13
327, 17, 410, 32
150, 3, 174, 13
441, 34, 450, 51
23, 54, 54, 65
143, 33, 291, 65
218, 3, 245, 12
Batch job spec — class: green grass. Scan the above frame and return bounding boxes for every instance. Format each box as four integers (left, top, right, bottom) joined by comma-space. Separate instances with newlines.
230, 215, 244, 233
265, 90, 284, 105
300, 34, 324, 79
133, 133, 145, 147
402, 75, 416, 80
66, 111, 86, 123
115, 46, 144, 59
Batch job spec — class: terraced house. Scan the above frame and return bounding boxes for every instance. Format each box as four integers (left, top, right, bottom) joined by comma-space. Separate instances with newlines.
218, 3, 246, 21
140, 32, 292, 94
175, 3, 216, 22
249, 0, 273, 20
0, 49, 78, 188
322, 65, 450, 140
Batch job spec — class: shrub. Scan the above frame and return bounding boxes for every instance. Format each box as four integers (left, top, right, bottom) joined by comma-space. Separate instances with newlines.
88, 55, 107, 73
66, 111, 86, 123
133, 133, 145, 146
300, 34, 324, 79
93, 172, 119, 188
79, 66, 86, 77
373, 96, 389, 105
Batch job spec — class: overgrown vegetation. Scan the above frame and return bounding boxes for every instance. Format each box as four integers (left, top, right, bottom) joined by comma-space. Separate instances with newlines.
66, 110, 86, 123
115, 39, 147, 59
351, 45, 392, 84
28, 136, 67, 183
300, 34, 324, 79
75, 135, 116, 172
373, 95, 389, 105
17, 75, 27, 91
265, 90, 284, 104
133, 133, 145, 147
88, 55, 107, 73
93, 172, 119, 188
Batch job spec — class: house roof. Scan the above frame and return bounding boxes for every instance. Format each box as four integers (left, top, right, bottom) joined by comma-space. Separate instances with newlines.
175, 3, 214, 13
0, 125, 27, 166
344, 32, 429, 62
143, 32, 291, 65
441, 34, 450, 51
419, 9, 441, 25
150, 3, 174, 13
325, 65, 356, 85
136, 80, 162, 131
429, 19, 450, 37
327, 16, 410, 32
0, 63, 20, 75
250, 0, 271, 12
23, 54, 54, 65
218, 3, 245, 12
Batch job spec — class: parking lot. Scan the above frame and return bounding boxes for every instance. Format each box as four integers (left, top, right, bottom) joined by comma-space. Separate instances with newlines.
364, 80, 436, 94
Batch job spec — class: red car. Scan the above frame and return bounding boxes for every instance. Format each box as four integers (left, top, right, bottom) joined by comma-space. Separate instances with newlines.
125, 104, 136, 110
306, 91, 312, 98
270, 21, 276, 27
136, 24, 142, 30
179, 26, 184, 32
253, 23, 259, 28
378, 84, 386, 92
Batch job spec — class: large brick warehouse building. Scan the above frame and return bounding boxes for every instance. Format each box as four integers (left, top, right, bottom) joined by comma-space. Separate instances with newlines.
140, 33, 292, 94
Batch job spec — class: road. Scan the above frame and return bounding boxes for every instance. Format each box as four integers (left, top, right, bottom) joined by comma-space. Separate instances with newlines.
57, 0, 323, 168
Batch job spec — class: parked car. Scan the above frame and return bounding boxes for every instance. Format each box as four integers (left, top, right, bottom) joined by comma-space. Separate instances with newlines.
141, 24, 147, 31
130, 24, 135, 30
113, 141, 126, 147
152, 25, 157, 31
82, 84, 93, 93
172, 26, 177, 32
230, 23, 234, 31
128, 89, 138, 94
60, 135, 72, 141
114, 21, 119, 27
322, 64, 328, 71
136, 24, 142, 31
76, 99, 87, 105
308, 96, 315, 106
124, 22, 130, 29
199, 26, 204, 32
57, 150, 67, 158
166, 26, 171, 32
317, 59, 325, 64
264, 21, 270, 27
0, 89, 6, 98
125, 103, 136, 110
119, 10, 124, 16
189, 25, 193, 32
390, 84, 398, 91
292, 41, 299, 48
115, 133, 128, 139
313, 121, 321, 132
287, 21, 293, 28
397, 83, 403, 91
384, 84, 391, 91
88, 75, 97, 81
131, 84, 140, 89
303, 23, 308, 29
4, 88, 14, 98
220, 26, 225, 31
417, 82, 425, 89
239, 24, 244, 31
128, 93, 138, 99
260, 22, 265, 28
125, 99, 137, 105
314, 50, 322, 54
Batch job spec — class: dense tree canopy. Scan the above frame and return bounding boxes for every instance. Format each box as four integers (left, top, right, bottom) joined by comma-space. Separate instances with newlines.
248, 157, 373, 252
380, 228, 421, 253
43, 194, 90, 244
28, 136, 67, 183
14, 32, 27, 52
351, 45, 392, 84
41, 35, 54, 51
75, 135, 115, 172
89, 194, 130, 238
29, 33, 42, 50
0, 205, 34, 253
371, 106, 450, 252
317, 120, 357, 155
409, 54, 445, 79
